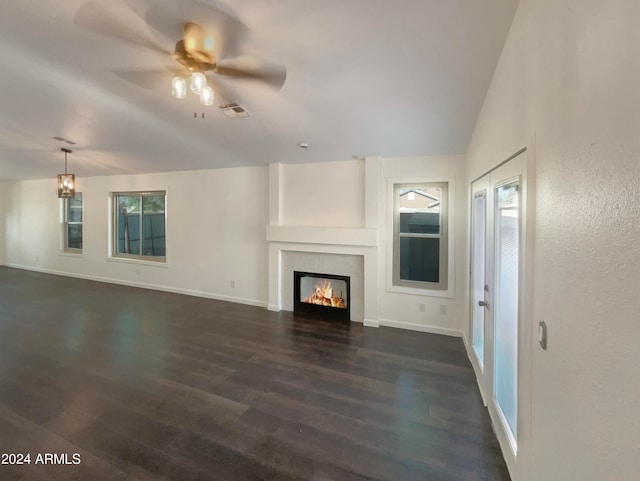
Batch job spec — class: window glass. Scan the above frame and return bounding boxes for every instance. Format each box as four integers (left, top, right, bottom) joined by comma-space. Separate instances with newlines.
399, 237, 440, 283
67, 196, 83, 222
393, 183, 447, 290
64, 193, 83, 252
114, 192, 166, 261
142, 195, 166, 257
67, 224, 83, 250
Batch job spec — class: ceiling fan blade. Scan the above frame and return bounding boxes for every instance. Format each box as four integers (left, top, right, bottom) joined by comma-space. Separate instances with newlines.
215, 58, 287, 90
145, 0, 248, 60
75, 1, 171, 56
112, 68, 177, 90
204, 75, 236, 107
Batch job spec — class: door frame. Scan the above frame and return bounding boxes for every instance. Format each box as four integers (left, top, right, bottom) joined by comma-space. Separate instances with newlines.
467, 143, 535, 481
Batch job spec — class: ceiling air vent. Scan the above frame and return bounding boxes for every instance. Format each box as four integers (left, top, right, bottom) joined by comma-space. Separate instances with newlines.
218, 103, 251, 119
52, 136, 76, 145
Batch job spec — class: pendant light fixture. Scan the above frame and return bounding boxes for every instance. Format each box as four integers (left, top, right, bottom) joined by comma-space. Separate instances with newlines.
57, 148, 75, 198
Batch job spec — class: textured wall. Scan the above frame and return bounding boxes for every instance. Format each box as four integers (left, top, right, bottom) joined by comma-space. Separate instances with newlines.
466, 0, 640, 479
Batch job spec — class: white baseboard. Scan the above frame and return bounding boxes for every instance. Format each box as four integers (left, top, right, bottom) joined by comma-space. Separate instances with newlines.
3, 264, 460, 338
378, 318, 462, 337
4, 263, 267, 308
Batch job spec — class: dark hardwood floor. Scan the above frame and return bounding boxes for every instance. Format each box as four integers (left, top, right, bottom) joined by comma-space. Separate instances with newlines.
0, 267, 509, 481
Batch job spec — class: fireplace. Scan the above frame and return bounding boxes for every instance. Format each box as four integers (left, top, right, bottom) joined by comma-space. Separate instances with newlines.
293, 271, 351, 322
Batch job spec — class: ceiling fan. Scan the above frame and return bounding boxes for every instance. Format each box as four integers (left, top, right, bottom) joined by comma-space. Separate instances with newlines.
74, 0, 287, 106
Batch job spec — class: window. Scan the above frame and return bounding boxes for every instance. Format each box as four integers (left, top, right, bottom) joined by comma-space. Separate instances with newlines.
393, 182, 448, 290
113, 192, 166, 261
63, 193, 83, 252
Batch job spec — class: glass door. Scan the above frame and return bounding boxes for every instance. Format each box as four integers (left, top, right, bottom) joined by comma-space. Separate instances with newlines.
470, 179, 489, 370
469, 173, 494, 407
494, 180, 520, 445
469, 150, 529, 476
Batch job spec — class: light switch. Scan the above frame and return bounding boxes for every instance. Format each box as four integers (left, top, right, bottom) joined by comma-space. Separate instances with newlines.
538, 320, 547, 350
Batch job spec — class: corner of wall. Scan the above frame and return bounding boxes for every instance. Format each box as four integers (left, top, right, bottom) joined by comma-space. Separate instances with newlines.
0, 182, 8, 266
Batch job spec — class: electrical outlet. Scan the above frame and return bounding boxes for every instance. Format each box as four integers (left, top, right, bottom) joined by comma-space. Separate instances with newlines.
418, 303, 425, 312
439, 304, 447, 315
230, 280, 236, 288
136, 269, 140, 275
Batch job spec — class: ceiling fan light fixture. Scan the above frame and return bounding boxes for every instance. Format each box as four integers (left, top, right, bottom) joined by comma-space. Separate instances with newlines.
171, 76, 187, 99
204, 36, 215, 51
190, 72, 207, 94
200, 85, 214, 106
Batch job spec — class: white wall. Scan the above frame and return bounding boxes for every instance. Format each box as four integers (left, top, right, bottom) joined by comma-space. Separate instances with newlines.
0, 183, 7, 265
272, 155, 466, 335
281, 160, 365, 228
378, 155, 466, 335
465, 0, 640, 479
5, 154, 466, 336
4, 166, 269, 306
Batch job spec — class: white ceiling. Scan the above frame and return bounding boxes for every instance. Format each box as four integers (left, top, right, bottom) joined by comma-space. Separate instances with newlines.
0, 0, 518, 181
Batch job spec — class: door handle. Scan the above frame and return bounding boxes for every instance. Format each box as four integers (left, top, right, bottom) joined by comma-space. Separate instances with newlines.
478, 300, 489, 308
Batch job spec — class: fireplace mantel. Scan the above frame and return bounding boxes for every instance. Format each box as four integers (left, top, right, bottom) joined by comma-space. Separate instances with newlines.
266, 226, 377, 247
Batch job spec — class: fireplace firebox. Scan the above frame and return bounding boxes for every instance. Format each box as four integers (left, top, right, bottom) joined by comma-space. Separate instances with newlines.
293, 271, 350, 322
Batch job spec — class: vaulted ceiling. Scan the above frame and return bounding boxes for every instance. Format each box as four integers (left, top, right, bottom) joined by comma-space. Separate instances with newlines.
0, 0, 518, 181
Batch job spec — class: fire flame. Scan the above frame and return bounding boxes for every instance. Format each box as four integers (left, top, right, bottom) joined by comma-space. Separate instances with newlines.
303, 280, 346, 309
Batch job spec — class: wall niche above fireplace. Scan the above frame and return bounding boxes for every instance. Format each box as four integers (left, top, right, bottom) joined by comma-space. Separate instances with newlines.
293, 271, 351, 322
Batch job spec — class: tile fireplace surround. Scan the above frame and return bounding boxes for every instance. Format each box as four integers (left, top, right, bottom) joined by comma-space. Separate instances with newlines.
267, 226, 378, 325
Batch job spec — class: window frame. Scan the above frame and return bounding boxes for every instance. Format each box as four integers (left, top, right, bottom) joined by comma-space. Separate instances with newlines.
62, 192, 83, 254
392, 181, 449, 291
111, 191, 167, 263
